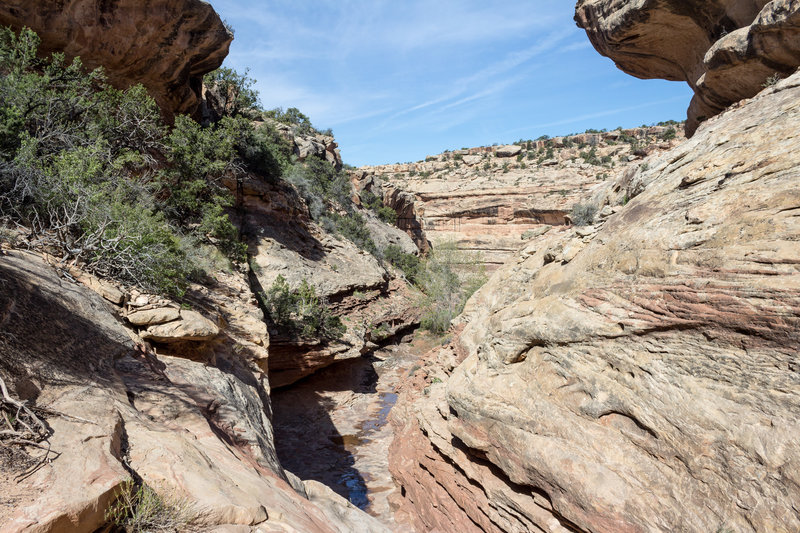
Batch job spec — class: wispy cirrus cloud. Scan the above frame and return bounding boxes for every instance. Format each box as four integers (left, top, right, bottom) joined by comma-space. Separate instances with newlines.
210, 1, 693, 165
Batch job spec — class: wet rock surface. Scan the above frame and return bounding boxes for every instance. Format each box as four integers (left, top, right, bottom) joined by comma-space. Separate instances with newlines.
272, 339, 425, 531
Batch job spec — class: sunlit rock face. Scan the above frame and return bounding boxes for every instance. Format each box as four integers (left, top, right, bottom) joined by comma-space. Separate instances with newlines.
0, 0, 232, 117
575, 0, 800, 135
356, 127, 683, 271
0, 250, 390, 532
389, 70, 800, 533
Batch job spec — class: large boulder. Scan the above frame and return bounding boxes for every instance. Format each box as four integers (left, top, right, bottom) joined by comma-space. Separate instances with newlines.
0, 0, 232, 118
575, 0, 800, 135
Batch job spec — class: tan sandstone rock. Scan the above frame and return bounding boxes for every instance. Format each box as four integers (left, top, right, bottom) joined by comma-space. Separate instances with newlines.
126, 307, 181, 326
495, 145, 522, 157
0, 251, 387, 533
358, 128, 681, 270
575, 0, 800, 135
389, 69, 800, 533
0, 0, 232, 118
141, 309, 220, 342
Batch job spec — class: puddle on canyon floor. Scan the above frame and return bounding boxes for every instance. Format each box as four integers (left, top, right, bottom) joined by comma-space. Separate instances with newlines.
271, 340, 421, 526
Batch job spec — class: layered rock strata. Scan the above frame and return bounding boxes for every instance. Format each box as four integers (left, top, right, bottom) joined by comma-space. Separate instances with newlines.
576, 0, 800, 135
356, 127, 682, 269
389, 70, 800, 532
0, 0, 232, 118
239, 175, 419, 388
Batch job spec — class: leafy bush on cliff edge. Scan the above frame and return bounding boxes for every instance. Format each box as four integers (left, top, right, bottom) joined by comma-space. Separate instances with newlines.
261, 275, 346, 340
0, 27, 291, 295
0, 26, 387, 299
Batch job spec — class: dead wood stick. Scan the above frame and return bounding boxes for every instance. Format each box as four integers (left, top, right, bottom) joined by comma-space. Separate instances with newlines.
32, 406, 98, 426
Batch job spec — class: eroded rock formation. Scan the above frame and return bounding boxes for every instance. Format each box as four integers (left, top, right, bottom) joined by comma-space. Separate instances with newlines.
0, 0, 232, 118
575, 0, 800, 135
356, 127, 682, 269
389, 70, 800, 532
239, 172, 420, 389
0, 250, 388, 532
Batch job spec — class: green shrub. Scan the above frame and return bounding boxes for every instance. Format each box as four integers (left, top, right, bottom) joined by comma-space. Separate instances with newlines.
263, 106, 316, 135
383, 244, 421, 283
570, 203, 597, 226
203, 67, 260, 117
762, 73, 782, 88
360, 189, 382, 211
417, 242, 486, 334
580, 147, 599, 165
0, 27, 251, 295
236, 120, 293, 182
376, 205, 397, 224
261, 275, 345, 340
105, 480, 198, 533
360, 189, 397, 224
329, 211, 377, 254
286, 156, 352, 215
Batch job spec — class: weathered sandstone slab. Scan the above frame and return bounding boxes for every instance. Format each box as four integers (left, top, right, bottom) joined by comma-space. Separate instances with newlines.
0, 251, 384, 532
126, 306, 181, 326
390, 70, 800, 532
141, 309, 220, 342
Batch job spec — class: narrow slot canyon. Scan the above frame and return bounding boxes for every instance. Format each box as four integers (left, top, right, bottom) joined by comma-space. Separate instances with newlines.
270, 334, 428, 529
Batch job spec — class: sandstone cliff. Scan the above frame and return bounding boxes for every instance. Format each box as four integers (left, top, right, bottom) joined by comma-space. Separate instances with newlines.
389, 69, 800, 533
356, 127, 682, 270
0, 3, 418, 530
576, 0, 800, 135
0, 0, 232, 118
242, 175, 419, 388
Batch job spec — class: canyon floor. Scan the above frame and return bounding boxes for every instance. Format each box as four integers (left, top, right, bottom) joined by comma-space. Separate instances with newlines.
271, 333, 441, 531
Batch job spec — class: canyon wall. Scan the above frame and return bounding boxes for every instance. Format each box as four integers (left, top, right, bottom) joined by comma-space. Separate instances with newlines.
389, 65, 800, 532
0, 5, 414, 531
576, 0, 800, 135
0, 250, 388, 533
0, 0, 232, 118
356, 127, 682, 270
239, 172, 419, 388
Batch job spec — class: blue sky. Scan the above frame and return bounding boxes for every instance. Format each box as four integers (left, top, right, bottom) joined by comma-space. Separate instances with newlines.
210, 1, 693, 166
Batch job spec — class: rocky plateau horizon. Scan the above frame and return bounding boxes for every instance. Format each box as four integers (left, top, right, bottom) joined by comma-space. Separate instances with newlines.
0, 1, 799, 532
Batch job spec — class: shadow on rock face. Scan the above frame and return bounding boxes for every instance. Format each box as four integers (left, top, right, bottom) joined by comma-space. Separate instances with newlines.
0, 253, 133, 391
271, 355, 380, 509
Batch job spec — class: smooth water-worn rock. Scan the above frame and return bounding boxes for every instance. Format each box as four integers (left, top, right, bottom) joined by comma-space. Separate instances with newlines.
576, 0, 800, 135
390, 71, 800, 533
0, 0, 232, 118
